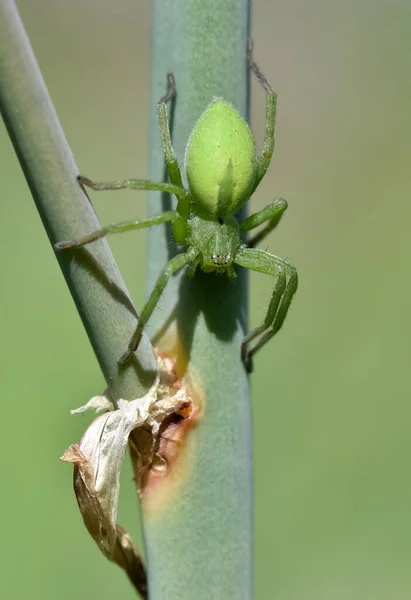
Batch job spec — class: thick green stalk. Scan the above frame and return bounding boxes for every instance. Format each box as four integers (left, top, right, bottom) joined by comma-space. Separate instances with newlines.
144, 2, 253, 599
0, 0, 157, 400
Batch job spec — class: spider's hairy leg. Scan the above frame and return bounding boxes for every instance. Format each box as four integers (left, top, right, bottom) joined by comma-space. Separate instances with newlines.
76, 177, 189, 247
247, 44, 277, 192
240, 197, 288, 248
156, 74, 182, 188
55, 211, 177, 249
157, 74, 190, 219
118, 246, 199, 366
78, 176, 189, 207
235, 245, 298, 372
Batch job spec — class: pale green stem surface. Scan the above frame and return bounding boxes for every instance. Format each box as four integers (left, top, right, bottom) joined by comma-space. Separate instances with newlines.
0, 0, 157, 401
1, 0, 254, 597
144, 2, 253, 599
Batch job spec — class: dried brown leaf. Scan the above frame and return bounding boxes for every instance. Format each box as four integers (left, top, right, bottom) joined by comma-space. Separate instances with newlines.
61, 376, 190, 598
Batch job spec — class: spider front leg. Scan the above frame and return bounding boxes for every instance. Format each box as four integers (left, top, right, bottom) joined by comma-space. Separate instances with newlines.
118, 247, 199, 365
235, 245, 298, 372
240, 197, 288, 248
247, 45, 277, 192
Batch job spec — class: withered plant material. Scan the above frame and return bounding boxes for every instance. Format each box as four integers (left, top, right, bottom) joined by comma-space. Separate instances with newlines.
61, 360, 190, 598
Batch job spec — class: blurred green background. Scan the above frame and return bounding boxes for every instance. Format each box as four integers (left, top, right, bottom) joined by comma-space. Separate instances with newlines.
1, 0, 411, 598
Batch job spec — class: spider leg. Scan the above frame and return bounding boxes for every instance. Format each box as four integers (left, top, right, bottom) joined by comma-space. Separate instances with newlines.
247, 44, 277, 192
55, 211, 177, 249
157, 74, 182, 187
118, 246, 199, 365
235, 245, 298, 372
77, 175, 189, 209
240, 197, 288, 248
157, 74, 190, 219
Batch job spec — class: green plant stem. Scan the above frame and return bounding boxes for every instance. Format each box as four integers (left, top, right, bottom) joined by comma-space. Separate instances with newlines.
144, 1, 253, 599
0, 0, 157, 400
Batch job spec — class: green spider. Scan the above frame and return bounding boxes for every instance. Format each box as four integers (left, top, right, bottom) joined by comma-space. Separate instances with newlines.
56, 49, 298, 372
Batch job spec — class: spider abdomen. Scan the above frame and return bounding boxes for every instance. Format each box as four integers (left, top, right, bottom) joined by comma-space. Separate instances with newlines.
185, 99, 257, 218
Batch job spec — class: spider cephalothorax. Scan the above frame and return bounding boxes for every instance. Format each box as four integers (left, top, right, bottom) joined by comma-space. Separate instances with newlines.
56, 48, 298, 372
